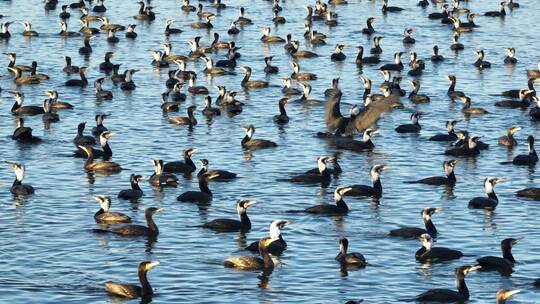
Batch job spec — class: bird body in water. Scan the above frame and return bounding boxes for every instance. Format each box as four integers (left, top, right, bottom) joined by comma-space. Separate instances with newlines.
105, 261, 160, 300
485, 1, 506, 17
241, 125, 277, 150
406, 160, 457, 186
125, 24, 137, 38
79, 36, 93, 54
10, 91, 44, 116
200, 200, 256, 232
289, 41, 318, 58
468, 177, 503, 210
416, 265, 481, 302
5, 52, 32, 72
95, 78, 113, 101
504, 48, 518, 64
498, 127, 520, 147
416, 233, 463, 262
240, 66, 268, 88
120, 69, 139, 91
477, 238, 522, 276
177, 172, 220, 204
408, 80, 430, 103
73, 122, 96, 147
197, 159, 237, 181
390, 207, 442, 238
528, 97, 540, 119
495, 89, 533, 108
163, 148, 197, 174
20, 21, 38, 36
459, 96, 489, 115
330, 44, 346, 61
41, 99, 59, 123
93, 196, 131, 224
99, 52, 115, 72
45, 90, 73, 110
224, 237, 274, 270
8, 67, 40, 85
260, 26, 284, 43
97, 207, 163, 237
149, 160, 178, 187
168, 106, 197, 126
65, 67, 88, 87
78, 145, 122, 173
118, 174, 144, 201
6, 161, 34, 196
12, 117, 41, 143
447, 75, 465, 99
274, 97, 290, 124
245, 220, 290, 255
513, 135, 538, 165
361, 17, 376, 35
429, 120, 458, 141
336, 238, 366, 267
288, 156, 334, 185
291, 61, 317, 81
431, 45, 444, 62
202, 96, 221, 117
59, 21, 80, 37
343, 165, 387, 198
526, 60, 540, 80
473, 50, 491, 69
395, 112, 422, 133
305, 186, 353, 215
445, 135, 481, 157
379, 52, 404, 71
332, 128, 379, 152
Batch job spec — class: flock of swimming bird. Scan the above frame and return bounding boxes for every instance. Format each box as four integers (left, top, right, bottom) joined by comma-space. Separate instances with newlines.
2, 0, 540, 302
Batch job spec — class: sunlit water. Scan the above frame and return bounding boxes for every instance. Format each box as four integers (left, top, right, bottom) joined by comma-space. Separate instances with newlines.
1, 0, 540, 303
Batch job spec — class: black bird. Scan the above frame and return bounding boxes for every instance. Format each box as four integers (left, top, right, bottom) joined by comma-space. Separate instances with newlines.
5, 161, 34, 196
343, 165, 387, 198
406, 160, 457, 186
163, 148, 197, 174
429, 120, 459, 141
197, 159, 237, 181
12, 117, 40, 143
200, 200, 256, 232
395, 112, 422, 133
245, 220, 290, 255
335, 238, 367, 267
390, 207, 443, 238
416, 265, 481, 302
177, 172, 220, 204
118, 174, 144, 201
512, 135, 538, 165
305, 186, 353, 215
477, 237, 522, 276
288, 156, 334, 185
468, 177, 503, 210
416, 233, 463, 262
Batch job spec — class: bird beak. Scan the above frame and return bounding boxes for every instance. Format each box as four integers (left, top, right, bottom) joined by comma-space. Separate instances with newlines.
434, 207, 443, 212
149, 261, 160, 268
245, 200, 257, 207
467, 265, 482, 273
513, 237, 524, 244
503, 290, 520, 299
156, 208, 164, 212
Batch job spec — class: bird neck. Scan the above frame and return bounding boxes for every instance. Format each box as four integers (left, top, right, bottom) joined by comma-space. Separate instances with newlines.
145, 213, 158, 234
198, 176, 211, 195
456, 274, 469, 298
131, 180, 142, 192
335, 196, 348, 210
239, 209, 251, 228
138, 268, 153, 296
423, 216, 437, 235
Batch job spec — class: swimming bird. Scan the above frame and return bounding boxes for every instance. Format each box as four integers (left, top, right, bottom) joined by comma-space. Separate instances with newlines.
305, 186, 353, 215
477, 238, 522, 276
20, 21, 38, 37
168, 105, 197, 127
245, 220, 290, 255
8, 67, 40, 85
485, 1, 506, 17
125, 24, 137, 39
343, 165, 387, 198
10, 91, 44, 115
79, 36, 93, 54
408, 80, 430, 103
416, 233, 463, 262
12, 118, 40, 143
380, 52, 404, 71
498, 127, 520, 147
445, 135, 482, 157
330, 44, 346, 61
473, 50, 491, 69
429, 120, 459, 141
62, 56, 79, 74
59, 21, 80, 37
163, 148, 197, 174
361, 17, 376, 35
241, 125, 277, 150
120, 69, 139, 91
459, 96, 489, 115
288, 156, 334, 185
78, 145, 121, 173
382, 0, 403, 13
331, 128, 379, 152
94, 78, 113, 101
335, 238, 367, 267
395, 112, 422, 133
197, 159, 237, 181
73, 122, 96, 146
177, 172, 220, 204
274, 97, 290, 124
118, 174, 144, 201
290, 61, 317, 81
289, 41, 318, 58
164, 19, 183, 36
200, 200, 256, 232
390, 207, 443, 238
93, 195, 131, 224
224, 237, 274, 270
65, 67, 88, 87
468, 177, 503, 210
149, 160, 178, 187
416, 265, 481, 302
97, 207, 163, 237
504, 48, 517, 64
495, 89, 533, 108
355, 46, 380, 65
5, 161, 34, 196
191, 15, 214, 29
526, 60, 540, 80
99, 52, 115, 72
407, 160, 457, 186
512, 135, 538, 165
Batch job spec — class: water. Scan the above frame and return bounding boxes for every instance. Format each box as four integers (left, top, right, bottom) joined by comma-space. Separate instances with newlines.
1, 0, 540, 303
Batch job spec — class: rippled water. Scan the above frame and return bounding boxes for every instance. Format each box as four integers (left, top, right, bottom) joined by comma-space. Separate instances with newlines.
1, 0, 540, 303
